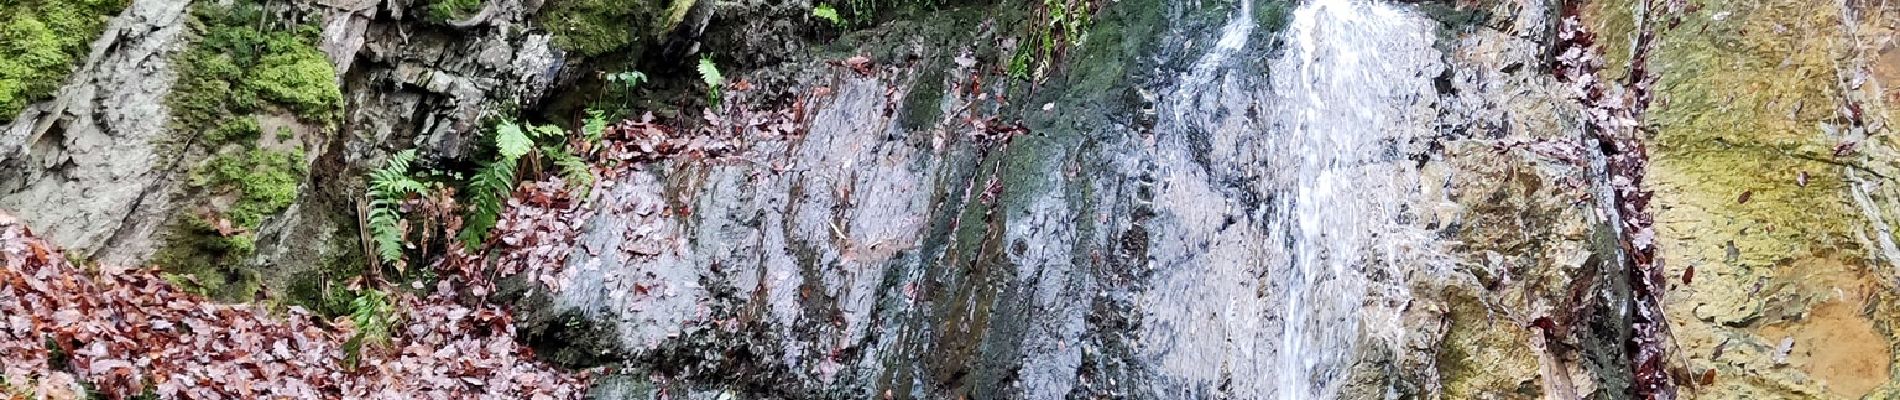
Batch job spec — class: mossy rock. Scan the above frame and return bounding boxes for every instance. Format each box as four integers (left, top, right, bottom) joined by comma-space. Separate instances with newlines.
1585, 0, 1900, 397
427, 0, 483, 22
0, 0, 129, 120
537, 0, 672, 56
153, 218, 266, 301
169, 1, 339, 131
282, 234, 369, 316
159, 147, 306, 300
248, 46, 342, 119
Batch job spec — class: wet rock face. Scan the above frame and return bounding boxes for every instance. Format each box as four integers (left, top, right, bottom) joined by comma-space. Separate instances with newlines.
529, 0, 1634, 398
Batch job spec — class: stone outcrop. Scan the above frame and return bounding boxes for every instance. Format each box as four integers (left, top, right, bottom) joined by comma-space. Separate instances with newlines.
7, 0, 1900, 398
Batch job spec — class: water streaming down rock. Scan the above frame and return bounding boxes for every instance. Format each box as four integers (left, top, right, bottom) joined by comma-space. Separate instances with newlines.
1269, 1, 1442, 397
1146, 0, 1442, 397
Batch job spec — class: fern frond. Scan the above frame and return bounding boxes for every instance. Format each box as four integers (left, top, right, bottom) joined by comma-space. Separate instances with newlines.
368, 206, 406, 263
582, 110, 608, 143
698, 56, 724, 105
344, 288, 396, 367
531, 124, 566, 139
367, 150, 424, 264
697, 57, 724, 87
542, 145, 594, 197
458, 158, 517, 248
495, 121, 533, 159
349, 289, 394, 343
813, 3, 842, 25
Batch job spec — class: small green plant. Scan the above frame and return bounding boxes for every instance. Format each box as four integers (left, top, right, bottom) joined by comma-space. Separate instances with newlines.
458, 122, 527, 248
697, 56, 724, 106
601, 70, 647, 112
457, 119, 598, 248
343, 288, 396, 367
1010, 0, 1093, 82
812, 3, 843, 26
542, 145, 593, 196
367, 150, 425, 266
605, 71, 647, 91
582, 109, 608, 143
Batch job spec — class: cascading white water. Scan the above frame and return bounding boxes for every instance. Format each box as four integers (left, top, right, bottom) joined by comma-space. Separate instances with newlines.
1266, 0, 1438, 397
1145, 0, 1440, 398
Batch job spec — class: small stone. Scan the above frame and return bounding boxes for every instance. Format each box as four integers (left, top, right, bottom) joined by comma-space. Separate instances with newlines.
1773, 336, 1795, 364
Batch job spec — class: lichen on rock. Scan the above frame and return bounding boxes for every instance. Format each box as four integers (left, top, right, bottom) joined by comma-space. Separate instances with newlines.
1587, 0, 1900, 397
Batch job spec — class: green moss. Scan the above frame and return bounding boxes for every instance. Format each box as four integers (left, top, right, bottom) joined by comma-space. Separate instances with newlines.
154, 0, 335, 295
206, 115, 262, 143
1635, 0, 1859, 269
248, 46, 342, 117
428, 0, 482, 22
1587, 1, 1897, 397
836, 0, 944, 25
154, 218, 266, 300
169, 1, 338, 131
170, 51, 248, 130
0, 0, 128, 120
198, 148, 305, 228
537, 0, 672, 56
159, 148, 305, 300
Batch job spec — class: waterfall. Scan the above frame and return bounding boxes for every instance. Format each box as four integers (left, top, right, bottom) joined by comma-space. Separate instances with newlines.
1147, 0, 1440, 398
1269, 0, 1437, 397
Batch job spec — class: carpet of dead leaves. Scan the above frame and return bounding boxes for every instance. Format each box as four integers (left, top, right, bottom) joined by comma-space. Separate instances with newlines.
0, 212, 590, 399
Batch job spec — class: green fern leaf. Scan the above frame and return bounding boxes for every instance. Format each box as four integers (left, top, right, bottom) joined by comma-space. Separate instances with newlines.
583, 109, 608, 143
697, 57, 724, 88
344, 288, 396, 367
458, 159, 516, 248
366, 150, 423, 264
369, 208, 405, 263
813, 4, 842, 25
542, 145, 594, 197
531, 124, 566, 139
698, 57, 725, 106
494, 121, 532, 160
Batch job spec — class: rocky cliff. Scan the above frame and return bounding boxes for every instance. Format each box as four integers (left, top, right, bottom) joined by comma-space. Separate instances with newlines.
4, 0, 1900, 398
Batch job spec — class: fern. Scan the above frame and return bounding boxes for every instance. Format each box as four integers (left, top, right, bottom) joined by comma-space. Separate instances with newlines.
344, 288, 396, 367
582, 109, 608, 143
457, 119, 601, 248
494, 121, 533, 159
542, 145, 594, 197
813, 3, 843, 26
532, 125, 567, 140
458, 156, 517, 248
367, 150, 423, 264
458, 120, 533, 248
697, 56, 724, 106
